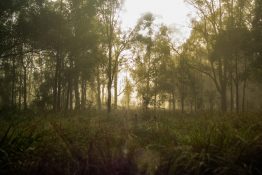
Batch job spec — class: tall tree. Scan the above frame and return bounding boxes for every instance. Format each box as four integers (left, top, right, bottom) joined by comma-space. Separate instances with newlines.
98, 0, 123, 113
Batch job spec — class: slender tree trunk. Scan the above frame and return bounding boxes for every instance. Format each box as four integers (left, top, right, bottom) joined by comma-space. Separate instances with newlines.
242, 57, 248, 112
172, 91, 176, 112
11, 57, 16, 107
127, 95, 130, 109
114, 70, 118, 109
154, 91, 157, 110
69, 86, 73, 111
97, 68, 102, 111
181, 94, 184, 113
18, 72, 22, 110
190, 100, 193, 113
235, 55, 239, 113
194, 96, 197, 112
69, 59, 73, 111
221, 86, 227, 113
28, 66, 32, 105
242, 79, 247, 112
107, 79, 112, 113
230, 71, 234, 112
57, 54, 62, 112
54, 52, 59, 112
220, 57, 228, 113
66, 77, 71, 111
81, 79, 86, 110
74, 73, 80, 110
169, 94, 172, 110
102, 83, 105, 105
23, 66, 27, 110
107, 39, 113, 113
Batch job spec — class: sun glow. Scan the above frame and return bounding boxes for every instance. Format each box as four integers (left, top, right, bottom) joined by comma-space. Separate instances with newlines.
121, 0, 196, 42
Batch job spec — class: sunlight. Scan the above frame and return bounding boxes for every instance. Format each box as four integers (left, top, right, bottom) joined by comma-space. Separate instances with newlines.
1, 0, 262, 173
121, 0, 196, 41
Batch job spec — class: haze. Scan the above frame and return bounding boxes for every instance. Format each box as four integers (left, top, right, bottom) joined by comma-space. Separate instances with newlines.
121, 0, 196, 41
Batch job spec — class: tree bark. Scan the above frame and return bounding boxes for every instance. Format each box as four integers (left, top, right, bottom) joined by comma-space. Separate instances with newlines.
81, 79, 87, 110
242, 57, 248, 112
11, 57, 16, 107
107, 29, 113, 113
74, 73, 80, 110
230, 71, 234, 112
181, 94, 185, 113
23, 66, 27, 110
172, 91, 176, 112
114, 68, 118, 109
97, 68, 102, 111
107, 78, 112, 113
235, 55, 239, 113
18, 72, 22, 110
221, 86, 227, 113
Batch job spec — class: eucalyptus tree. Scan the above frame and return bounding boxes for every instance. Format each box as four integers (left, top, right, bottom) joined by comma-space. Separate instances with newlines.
0, 0, 31, 109
151, 25, 173, 109
185, 0, 253, 112
67, 0, 101, 111
131, 13, 156, 109
252, 0, 262, 81
7, 0, 102, 112
123, 77, 132, 109
98, 0, 123, 113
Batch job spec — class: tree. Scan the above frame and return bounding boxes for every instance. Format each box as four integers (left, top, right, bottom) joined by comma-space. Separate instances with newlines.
131, 13, 156, 110
98, 0, 124, 113
253, 0, 262, 81
185, 0, 253, 112
123, 77, 132, 109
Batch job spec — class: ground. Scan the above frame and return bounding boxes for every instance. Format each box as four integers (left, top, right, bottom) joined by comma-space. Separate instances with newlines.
0, 110, 262, 175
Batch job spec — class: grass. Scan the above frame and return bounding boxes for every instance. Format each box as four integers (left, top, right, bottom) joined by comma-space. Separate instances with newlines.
0, 110, 262, 175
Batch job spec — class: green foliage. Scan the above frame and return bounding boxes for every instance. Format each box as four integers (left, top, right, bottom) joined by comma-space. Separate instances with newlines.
1, 112, 262, 175
252, 0, 262, 80
0, 119, 44, 174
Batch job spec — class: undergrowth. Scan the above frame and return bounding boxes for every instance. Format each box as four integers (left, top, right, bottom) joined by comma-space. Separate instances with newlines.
0, 111, 262, 175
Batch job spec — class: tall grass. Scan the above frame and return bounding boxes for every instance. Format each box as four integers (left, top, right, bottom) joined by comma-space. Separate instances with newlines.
0, 111, 261, 175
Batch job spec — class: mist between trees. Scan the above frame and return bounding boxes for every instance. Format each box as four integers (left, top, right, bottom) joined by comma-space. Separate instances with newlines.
1, 0, 262, 114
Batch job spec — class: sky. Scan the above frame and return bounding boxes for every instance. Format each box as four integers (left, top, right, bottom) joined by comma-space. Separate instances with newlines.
120, 0, 196, 42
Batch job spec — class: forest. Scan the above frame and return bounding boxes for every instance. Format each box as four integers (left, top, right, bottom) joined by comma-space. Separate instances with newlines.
0, 0, 262, 174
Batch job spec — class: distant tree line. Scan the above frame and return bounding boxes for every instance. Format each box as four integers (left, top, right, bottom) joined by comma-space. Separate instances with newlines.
0, 0, 261, 114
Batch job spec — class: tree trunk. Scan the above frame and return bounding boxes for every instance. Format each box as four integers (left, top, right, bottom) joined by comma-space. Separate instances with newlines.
172, 91, 176, 112
81, 79, 86, 110
23, 66, 27, 110
154, 91, 157, 111
169, 94, 172, 110
66, 76, 71, 111
221, 86, 227, 113
194, 96, 197, 112
102, 83, 105, 105
107, 36, 113, 113
230, 71, 234, 112
181, 94, 185, 113
53, 52, 59, 112
57, 54, 62, 112
242, 57, 248, 112
242, 79, 247, 112
107, 79, 112, 113
18, 72, 22, 110
74, 74, 80, 110
114, 70, 118, 109
235, 55, 239, 113
97, 68, 102, 111
11, 57, 16, 107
